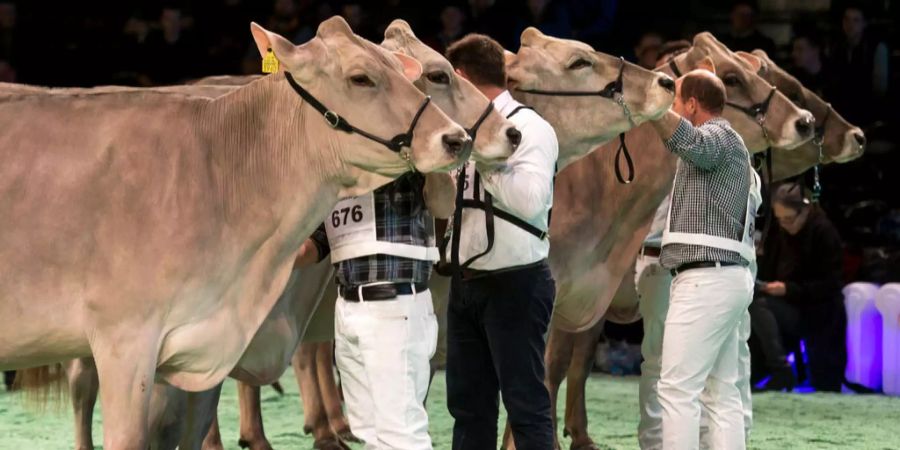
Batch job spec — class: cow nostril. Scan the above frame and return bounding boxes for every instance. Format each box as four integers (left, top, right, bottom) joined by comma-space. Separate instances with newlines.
658, 77, 676, 93
853, 132, 866, 147
795, 117, 813, 137
506, 127, 522, 147
442, 134, 465, 155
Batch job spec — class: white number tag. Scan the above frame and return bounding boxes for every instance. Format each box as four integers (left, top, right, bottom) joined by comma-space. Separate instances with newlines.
325, 193, 376, 246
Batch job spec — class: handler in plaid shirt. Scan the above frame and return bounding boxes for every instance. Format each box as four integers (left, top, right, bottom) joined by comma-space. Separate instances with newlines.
649, 68, 761, 450
295, 171, 455, 450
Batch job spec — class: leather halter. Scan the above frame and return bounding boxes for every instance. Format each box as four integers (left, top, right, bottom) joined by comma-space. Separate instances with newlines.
514, 56, 635, 184
670, 59, 778, 146
810, 106, 831, 202
465, 101, 495, 141
284, 72, 432, 168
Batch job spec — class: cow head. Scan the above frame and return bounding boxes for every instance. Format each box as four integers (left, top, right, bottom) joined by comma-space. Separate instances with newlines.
506, 27, 675, 167
682, 33, 814, 152
749, 50, 864, 164
250, 17, 469, 179
382, 20, 517, 166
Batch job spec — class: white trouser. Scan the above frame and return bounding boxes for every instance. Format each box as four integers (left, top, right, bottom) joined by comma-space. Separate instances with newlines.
334, 286, 438, 450
637, 257, 754, 450
657, 265, 753, 450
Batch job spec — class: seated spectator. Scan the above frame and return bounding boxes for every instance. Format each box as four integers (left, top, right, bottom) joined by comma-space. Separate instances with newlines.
424, 6, 467, 55
750, 183, 847, 392
467, 0, 516, 50
632, 31, 664, 70
826, 4, 890, 126
721, 0, 775, 54
790, 32, 828, 97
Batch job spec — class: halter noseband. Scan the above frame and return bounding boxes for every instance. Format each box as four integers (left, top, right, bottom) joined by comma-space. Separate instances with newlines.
465, 101, 496, 141
514, 56, 635, 184
284, 72, 432, 168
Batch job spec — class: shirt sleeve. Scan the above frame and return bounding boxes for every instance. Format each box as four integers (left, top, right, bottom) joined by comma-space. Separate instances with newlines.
478, 115, 559, 222
309, 223, 331, 262
663, 118, 729, 171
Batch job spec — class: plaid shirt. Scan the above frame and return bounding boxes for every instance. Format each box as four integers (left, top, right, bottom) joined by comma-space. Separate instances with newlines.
659, 117, 752, 270
310, 174, 434, 287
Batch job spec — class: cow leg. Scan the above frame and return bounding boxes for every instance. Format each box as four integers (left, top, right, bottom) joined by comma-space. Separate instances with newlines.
292, 343, 346, 449
236, 382, 274, 450
3, 370, 14, 391
316, 341, 358, 443
545, 327, 577, 450
92, 332, 158, 450
149, 383, 187, 450
65, 358, 99, 450
292, 342, 326, 435
179, 385, 224, 450
201, 415, 224, 450
563, 322, 605, 450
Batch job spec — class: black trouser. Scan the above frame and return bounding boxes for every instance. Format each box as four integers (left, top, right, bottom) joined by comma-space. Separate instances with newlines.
749, 295, 847, 391
446, 261, 555, 450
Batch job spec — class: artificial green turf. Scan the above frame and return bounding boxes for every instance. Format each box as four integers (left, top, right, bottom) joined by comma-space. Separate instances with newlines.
1, 372, 898, 449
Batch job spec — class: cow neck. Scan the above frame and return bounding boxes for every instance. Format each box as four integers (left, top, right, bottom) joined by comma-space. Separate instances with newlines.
204, 73, 344, 226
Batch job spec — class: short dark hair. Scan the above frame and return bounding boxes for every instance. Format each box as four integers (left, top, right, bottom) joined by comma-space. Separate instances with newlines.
680, 71, 726, 115
732, 0, 759, 13
657, 39, 691, 65
445, 33, 506, 88
773, 182, 810, 211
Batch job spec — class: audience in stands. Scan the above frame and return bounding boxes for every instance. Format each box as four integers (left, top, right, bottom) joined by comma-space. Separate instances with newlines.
424, 5, 467, 55
790, 32, 828, 97
750, 183, 847, 392
826, 4, 890, 127
633, 31, 664, 70
721, 0, 775, 54
0, 1, 16, 80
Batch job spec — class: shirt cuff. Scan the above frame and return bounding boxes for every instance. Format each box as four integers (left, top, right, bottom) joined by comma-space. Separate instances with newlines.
663, 117, 692, 152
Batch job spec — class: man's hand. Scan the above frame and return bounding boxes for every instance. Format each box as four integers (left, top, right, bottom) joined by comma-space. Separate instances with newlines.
293, 239, 320, 269
649, 109, 683, 141
762, 281, 787, 297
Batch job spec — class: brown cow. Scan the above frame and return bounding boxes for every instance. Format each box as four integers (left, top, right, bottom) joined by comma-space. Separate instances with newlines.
0, 17, 470, 450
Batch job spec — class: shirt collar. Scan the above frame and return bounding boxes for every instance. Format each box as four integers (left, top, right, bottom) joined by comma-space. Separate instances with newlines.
492, 90, 516, 114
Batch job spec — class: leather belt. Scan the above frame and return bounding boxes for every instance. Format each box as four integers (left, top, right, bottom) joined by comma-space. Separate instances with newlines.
670, 261, 740, 277
641, 246, 661, 257
460, 259, 547, 281
339, 282, 428, 302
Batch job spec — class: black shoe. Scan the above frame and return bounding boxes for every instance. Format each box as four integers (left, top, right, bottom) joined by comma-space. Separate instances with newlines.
758, 366, 796, 392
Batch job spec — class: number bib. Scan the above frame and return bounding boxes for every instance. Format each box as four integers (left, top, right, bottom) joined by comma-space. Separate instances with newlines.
324, 192, 439, 264
325, 194, 376, 250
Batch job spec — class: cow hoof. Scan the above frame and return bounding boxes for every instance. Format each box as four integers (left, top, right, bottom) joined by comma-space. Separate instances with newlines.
336, 428, 362, 444
313, 437, 347, 450
570, 444, 601, 450
270, 381, 285, 395
237, 438, 274, 450
303, 424, 314, 435
563, 428, 571, 438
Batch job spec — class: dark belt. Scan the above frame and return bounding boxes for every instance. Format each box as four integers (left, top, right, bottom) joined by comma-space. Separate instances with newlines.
459, 259, 547, 281
338, 282, 429, 302
641, 246, 661, 257
670, 261, 741, 277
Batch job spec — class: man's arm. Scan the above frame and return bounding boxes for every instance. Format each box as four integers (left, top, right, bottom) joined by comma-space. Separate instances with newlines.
650, 110, 727, 170
478, 118, 558, 222
294, 223, 330, 268
423, 172, 456, 219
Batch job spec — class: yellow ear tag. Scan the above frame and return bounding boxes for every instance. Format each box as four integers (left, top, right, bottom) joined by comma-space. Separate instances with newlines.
262, 48, 279, 74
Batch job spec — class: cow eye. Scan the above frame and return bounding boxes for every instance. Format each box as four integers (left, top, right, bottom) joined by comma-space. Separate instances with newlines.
567, 58, 592, 70
722, 74, 741, 87
426, 71, 451, 85
349, 74, 375, 87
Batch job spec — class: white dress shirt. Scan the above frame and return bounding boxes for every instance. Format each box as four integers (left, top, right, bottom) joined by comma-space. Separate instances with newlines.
642, 194, 671, 249
445, 90, 559, 271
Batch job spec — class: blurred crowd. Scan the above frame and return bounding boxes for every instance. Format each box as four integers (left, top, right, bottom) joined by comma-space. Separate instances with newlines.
1, 0, 898, 279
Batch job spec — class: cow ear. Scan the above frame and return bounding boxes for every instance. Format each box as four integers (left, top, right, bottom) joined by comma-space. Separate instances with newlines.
696, 56, 716, 75
250, 22, 296, 64
736, 51, 763, 74
393, 51, 423, 82
504, 50, 517, 68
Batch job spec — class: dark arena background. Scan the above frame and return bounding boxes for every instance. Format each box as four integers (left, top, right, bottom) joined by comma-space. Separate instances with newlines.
1, 0, 900, 449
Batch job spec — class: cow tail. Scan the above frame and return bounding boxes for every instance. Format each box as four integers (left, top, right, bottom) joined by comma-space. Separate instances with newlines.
12, 364, 68, 410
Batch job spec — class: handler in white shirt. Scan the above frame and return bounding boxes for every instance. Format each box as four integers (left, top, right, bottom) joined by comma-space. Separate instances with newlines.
442, 33, 558, 450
